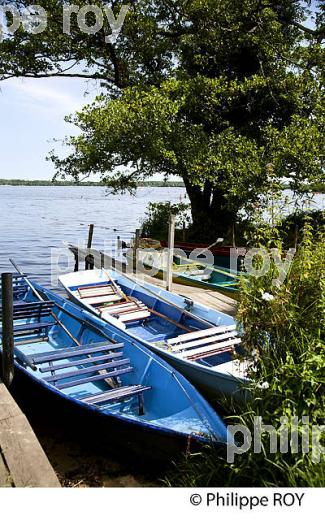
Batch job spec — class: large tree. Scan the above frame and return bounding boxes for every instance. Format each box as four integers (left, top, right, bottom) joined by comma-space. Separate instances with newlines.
1, 1, 324, 238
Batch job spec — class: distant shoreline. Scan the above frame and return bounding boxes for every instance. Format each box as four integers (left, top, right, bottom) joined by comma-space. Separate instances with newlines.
0, 179, 322, 193
0, 179, 185, 188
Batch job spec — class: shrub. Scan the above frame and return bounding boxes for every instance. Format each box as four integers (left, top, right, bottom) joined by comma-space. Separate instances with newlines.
166, 218, 325, 487
141, 202, 191, 240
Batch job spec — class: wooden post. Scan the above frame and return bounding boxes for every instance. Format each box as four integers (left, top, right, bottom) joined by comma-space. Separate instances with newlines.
86, 224, 94, 269
1, 273, 14, 387
133, 228, 141, 272
74, 251, 79, 272
166, 214, 176, 291
87, 224, 94, 249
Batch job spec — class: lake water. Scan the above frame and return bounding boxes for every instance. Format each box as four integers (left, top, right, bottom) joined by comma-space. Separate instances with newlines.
0, 185, 187, 287
0, 184, 323, 486
0, 185, 323, 288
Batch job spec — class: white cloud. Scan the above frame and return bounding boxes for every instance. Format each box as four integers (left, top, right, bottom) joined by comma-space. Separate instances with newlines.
1, 76, 92, 115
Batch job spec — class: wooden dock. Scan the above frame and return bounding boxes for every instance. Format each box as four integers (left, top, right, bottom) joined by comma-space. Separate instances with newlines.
136, 273, 238, 316
0, 378, 60, 487
68, 244, 238, 316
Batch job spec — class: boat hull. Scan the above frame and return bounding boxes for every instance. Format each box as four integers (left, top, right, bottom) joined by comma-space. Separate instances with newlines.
9, 360, 215, 463
61, 270, 248, 402
1, 280, 231, 457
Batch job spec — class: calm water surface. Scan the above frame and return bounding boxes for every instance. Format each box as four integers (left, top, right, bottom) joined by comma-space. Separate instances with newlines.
0, 185, 186, 287
0, 185, 323, 286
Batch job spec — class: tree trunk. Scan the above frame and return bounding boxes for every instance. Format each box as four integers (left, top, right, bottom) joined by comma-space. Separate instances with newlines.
183, 178, 237, 242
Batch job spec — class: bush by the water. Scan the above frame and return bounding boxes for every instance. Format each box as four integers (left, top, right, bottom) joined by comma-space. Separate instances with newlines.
166, 217, 324, 486
141, 202, 191, 241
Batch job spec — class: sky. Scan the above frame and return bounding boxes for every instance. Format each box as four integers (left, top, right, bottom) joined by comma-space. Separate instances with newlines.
0, 76, 101, 180
0, 1, 319, 181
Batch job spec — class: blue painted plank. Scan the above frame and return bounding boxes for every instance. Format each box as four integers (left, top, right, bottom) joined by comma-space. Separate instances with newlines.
81, 385, 151, 406
43, 358, 131, 383
0, 321, 53, 334
55, 367, 133, 390
39, 351, 124, 373
30, 342, 124, 364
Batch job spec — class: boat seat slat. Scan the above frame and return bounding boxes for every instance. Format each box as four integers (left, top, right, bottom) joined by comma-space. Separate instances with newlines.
55, 367, 133, 390
101, 302, 146, 314
181, 338, 242, 359
188, 346, 236, 361
78, 288, 116, 298
11, 301, 54, 311
81, 385, 151, 406
75, 283, 110, 291
171, 331, 238, 352
39, 351, 124, 373
0, 321, 53, 335
118, 310, 151, 323
0, 301, 54, 320
110, 305, 147, 316
167, 325, 236, 345
80, 295, 123, 304
10, 310, 54, 320
43, 358, 131, 383
29, 342, 124, 364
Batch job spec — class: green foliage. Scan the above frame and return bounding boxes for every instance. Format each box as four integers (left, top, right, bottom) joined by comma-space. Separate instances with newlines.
141, 202, 191, 240
279, 209, 325, 248
167, 218, 325, 487
1, 1, 324, 238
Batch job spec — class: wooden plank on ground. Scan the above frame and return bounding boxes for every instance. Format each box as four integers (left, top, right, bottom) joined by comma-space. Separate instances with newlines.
0, 380, 60, 488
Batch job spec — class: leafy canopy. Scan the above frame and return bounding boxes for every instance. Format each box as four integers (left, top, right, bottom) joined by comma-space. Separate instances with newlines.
1, 1, 324, 234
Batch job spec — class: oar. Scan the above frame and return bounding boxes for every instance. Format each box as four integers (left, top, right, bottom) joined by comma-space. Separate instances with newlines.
103, 268, 192, 332
102, 268, 131, 303
109, 266, 215, 329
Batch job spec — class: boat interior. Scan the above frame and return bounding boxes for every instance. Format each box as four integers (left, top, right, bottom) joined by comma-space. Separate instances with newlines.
0, 274, 218, 437
67, 273, 243, 371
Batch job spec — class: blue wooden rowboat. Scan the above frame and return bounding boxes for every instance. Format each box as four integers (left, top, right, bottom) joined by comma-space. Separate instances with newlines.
0, 273, 230, 455
60, 269, 250, 401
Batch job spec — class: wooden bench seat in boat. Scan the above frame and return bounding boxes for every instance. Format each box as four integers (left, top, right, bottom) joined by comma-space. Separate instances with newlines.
0, 301, 54, 319
166, 325, 241, 361
99, 299, 151, 323
184, 338, 241, 361
79, 294, 123, 305
78, 284, 116, 299
7, 321, 54, 335
80, 384, 151, 415
43, 357, 132, 388
38, 351, 124, 373
27, 341, 124, 365
27, 341, 132, 389
24, 340, 151, 414
0, 301, 55, 337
